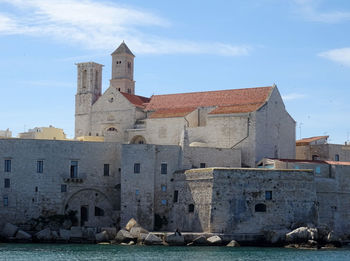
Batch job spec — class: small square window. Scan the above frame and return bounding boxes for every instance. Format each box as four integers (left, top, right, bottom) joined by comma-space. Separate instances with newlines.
4, 178, 10, 188
95, 207, 104, 216
104, 164, 110, 176
161, 185, 167, 192
188, 204, 194, 213
4, 160, 11, 172
161, 163, 167, 174
265, 191, 272, 200
37, 160, 44, 173
3, 196, 8, 207
161, 199, 167, 205
200, 163, 206, 168
134, 163, 140, 174
61, 184, 67, 192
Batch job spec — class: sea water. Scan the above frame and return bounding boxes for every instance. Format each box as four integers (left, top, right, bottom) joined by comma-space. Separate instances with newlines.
0, 244, 349, 261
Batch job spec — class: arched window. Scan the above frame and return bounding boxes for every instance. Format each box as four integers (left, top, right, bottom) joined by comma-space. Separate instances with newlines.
255, 203, 266, 212
82, 69, 87, 89
130, 135, 146, 144
335, 154, 340, 161
107, 127, 117, 132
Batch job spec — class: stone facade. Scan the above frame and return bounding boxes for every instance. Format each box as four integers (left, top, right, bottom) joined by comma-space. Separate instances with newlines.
74, 42, 295, 167
169, 168, 317, 234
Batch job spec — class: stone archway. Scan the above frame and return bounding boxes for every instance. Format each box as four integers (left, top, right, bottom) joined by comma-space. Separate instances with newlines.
64, 188, 117, 227
130, 135, 146, 144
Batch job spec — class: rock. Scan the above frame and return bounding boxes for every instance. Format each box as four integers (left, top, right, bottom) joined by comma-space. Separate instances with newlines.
226, 240, 240, 247
326, 231, 341, 243
15, 230, 32, 240
307, 239, 318, 247
206, 235, 222, 245
51, 231, 59, 240
286, 227, 318, 243
98, 242, 110, 245
59, 229, 71, 241
125, 218, 139, 231
96, 231, 109, 243
130, 226, 148, 238
1, 223, 18, 237
128, 240, 135, 245
165, 233, 185, 246
70, 226, 83, 238
115, 229, 134, 243
317, 224, 331, 241
144, 233, 163, 245
137, 233, 148, 244
85, 227, 96, 241
35, 228, 52, 241
101, 227, 117, 240
62, 220, 72, 230
192, 236, 207, 246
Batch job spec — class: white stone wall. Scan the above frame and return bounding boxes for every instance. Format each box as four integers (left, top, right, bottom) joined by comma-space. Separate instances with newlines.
0, 139, 121, 228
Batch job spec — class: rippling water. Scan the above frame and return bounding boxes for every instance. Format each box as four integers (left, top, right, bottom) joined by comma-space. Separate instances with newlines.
0, 244, 349, 261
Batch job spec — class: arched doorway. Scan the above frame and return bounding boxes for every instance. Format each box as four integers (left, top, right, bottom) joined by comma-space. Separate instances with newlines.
130, 135, 146, 144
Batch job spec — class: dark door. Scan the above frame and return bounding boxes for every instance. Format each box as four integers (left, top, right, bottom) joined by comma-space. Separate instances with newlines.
80, 206, 88, 226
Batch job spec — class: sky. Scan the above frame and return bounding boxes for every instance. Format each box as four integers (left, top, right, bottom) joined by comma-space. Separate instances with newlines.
0, 0, 349, 143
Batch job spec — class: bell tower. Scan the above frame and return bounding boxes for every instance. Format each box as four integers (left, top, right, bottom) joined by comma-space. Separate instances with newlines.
75, 62, 103, 138
110, 41, 135, 94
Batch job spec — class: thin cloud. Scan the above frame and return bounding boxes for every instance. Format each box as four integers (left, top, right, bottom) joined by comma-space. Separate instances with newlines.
293, 0, 350, 23
282, 93, 307, 101
319, 48, 350, 67
0, 0, 250, 56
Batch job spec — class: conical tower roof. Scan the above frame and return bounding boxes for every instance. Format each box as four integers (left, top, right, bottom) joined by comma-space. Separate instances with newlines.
111, 41, 135, 56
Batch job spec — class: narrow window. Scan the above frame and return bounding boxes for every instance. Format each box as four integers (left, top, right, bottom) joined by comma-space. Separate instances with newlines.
127, 88, 131, 94
188, 204, 194, 213
95, 207, 105, 216
255, 203, 266, 212
335, 154, 340, 161
200, 163, 206, 168
161, 185, 167, 192
70, 161, 78, 178
3, 196, 8, 207
265, 191, 272, 200
37, 160, 43, 173
161, 199, 167, 205
61, 184, 67, 192
4, 159, 11, 172
135, 189, 139, 196
104, 164, 110, 176
4, 178, 10, 188
173, 190, 178, 203
35, 186, 38, 192
312, 155, 319, 161
315, 166, 321, 174
161, 163, 167, 174
134, 163, 140, 174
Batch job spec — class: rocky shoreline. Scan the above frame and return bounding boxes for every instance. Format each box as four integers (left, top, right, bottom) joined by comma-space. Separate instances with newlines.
0, 219, 346, 249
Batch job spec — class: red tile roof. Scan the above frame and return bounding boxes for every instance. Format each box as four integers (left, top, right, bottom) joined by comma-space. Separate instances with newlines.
149, 107, 197, 119
120, 92, 150, 108
145, 86, 273, 118
296, 136, 329, 146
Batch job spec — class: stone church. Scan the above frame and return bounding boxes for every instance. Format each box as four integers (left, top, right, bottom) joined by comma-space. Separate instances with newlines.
75, 42, 295, 167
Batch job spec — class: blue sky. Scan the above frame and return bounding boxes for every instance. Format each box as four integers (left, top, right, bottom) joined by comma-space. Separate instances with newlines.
0, 0, 349, 143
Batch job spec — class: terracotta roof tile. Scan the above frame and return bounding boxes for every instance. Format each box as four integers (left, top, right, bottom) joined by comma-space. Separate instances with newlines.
145, 86, 273, 115
148, 107, 196, 119
120, 92, 150, 108
296, 136, 329, 146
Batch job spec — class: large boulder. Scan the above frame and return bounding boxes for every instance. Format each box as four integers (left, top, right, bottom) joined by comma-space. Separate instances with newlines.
35, 228, 52, 241
96, 231, 109, 243
226, 240, 240, 247
207, 235, 222, 246
326, 231, 341, 243
130, 226, 148, 238
286, 227, 318, 243
15, 230, 32, 241
101, 227, 117, 240
59, 229, 71, 241
144, 233, 163, 245
137, 233, 148, 244
191, 235, 207, 246
125, 218, 139, 231
1, 223, 18, 238
115, 229, 134, 243
165, 233, 185, 246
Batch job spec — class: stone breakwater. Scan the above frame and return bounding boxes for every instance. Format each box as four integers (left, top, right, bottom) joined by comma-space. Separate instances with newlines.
0, 219, 345, 249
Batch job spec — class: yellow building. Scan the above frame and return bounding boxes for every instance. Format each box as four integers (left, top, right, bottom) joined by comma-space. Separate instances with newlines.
18, 125, 67, 140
